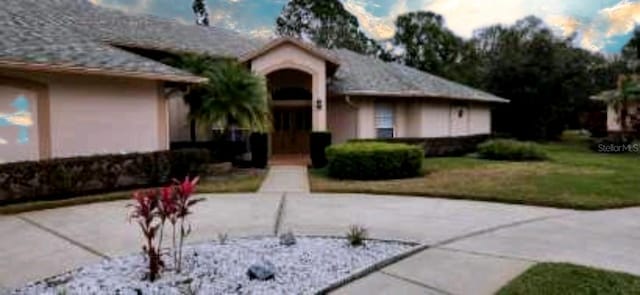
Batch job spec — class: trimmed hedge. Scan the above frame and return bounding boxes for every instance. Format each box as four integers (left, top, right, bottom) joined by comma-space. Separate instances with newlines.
477, 139, 548, 161
352, 135, 489, 157
310, 132, 332, 168
326, 142, 423, 180
0, 149, 210, 205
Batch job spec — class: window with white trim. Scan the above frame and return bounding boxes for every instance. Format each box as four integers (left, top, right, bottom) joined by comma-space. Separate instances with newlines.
375, 103, 394, 139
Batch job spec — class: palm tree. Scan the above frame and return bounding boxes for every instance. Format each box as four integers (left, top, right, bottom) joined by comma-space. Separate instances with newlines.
168, 54, 271, 142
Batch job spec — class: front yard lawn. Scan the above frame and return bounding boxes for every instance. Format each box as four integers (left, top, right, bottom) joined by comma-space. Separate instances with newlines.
310, 136, 640, 209
497, 263, 640, 295
0, 170, 265, 214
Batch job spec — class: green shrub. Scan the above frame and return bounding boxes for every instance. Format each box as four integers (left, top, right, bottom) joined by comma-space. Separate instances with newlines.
0, 150, 205, 205
346, 225, 368, 247
326, 142, 423, 180
477, 139, 548, 161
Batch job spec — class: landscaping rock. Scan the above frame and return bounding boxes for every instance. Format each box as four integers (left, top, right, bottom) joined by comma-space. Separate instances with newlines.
247, 261, 276, 281
279, 231, 297, 246
12, 237, 410, 294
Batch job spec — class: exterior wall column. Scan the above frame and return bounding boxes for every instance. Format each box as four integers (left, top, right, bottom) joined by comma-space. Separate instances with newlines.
312, 72, 327, 131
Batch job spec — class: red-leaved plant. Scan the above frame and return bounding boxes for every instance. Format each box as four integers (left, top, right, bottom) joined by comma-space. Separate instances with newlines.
128, 190, 164, 281
173, 176, 203, 272
128, 177, 203, 280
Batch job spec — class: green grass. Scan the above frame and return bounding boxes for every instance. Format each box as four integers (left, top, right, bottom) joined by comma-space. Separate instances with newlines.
0, 172, 265, 215
498, 263, 640, 295
310, 134, 640, 209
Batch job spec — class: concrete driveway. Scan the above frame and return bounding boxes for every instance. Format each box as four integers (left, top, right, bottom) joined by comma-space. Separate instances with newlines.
1, 193, 639, 294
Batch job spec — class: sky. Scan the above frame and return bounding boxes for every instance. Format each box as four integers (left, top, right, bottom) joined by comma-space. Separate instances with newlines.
89, 0, 640, 53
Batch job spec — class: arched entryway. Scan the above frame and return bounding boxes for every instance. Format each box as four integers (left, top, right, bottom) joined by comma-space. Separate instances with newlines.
267, 69, 313, 155
243, 38, 340, 162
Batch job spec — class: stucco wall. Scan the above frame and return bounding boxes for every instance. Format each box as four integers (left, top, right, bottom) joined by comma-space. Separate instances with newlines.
327, 97, 357, 143
469, 104, 492, 135
420, 101, 451, 137
48, 76, 163, 158
334, 97, 493, 140
0, 85, 39, 163
250, 43, 327, 131
405, 101, 423, 137
356, 99, 376, 139
0, 71, 168, 163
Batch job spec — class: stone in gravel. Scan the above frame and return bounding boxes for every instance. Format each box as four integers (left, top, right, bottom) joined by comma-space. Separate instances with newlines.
247, 261, 276, 281
279, 231, 297, 246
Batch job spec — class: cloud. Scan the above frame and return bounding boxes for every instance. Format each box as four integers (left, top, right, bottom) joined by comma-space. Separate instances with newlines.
570, 0, 640, 51
546, 15, 581, 37
601, 0, 640, 37
343, 0, 396, 39
423, 0, 530, 37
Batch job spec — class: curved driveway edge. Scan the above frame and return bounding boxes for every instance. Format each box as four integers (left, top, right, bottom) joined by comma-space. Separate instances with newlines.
1, 193, 639, 294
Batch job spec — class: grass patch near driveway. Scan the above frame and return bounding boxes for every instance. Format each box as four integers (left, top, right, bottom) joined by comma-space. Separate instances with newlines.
497, 263, 640, 295
0, 170, 265, 215
310, 135, 640, 210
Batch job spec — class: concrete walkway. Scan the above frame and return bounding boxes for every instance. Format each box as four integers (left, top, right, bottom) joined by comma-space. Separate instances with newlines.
1, 193, 640, 294
258, 165, 309, 193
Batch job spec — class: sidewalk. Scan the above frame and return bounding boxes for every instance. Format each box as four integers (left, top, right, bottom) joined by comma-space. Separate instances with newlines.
258, 165, 309, 193
2, 193, 640, 294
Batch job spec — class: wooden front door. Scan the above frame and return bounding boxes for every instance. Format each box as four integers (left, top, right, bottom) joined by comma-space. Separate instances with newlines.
272, 107, 311, 154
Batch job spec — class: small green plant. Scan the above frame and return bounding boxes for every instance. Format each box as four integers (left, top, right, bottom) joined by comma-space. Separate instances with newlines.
477, 139, 548, 161
346, 225, 368, 247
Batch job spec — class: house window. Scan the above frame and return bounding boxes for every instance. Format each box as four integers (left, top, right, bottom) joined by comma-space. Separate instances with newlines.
375, 103, 394, 139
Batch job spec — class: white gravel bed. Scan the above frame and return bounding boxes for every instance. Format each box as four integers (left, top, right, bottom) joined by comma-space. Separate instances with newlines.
12, 237, 412, 295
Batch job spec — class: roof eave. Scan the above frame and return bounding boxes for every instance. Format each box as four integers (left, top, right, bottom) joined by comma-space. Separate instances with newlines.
334, 90, 510, 103
0, 59, 207, 84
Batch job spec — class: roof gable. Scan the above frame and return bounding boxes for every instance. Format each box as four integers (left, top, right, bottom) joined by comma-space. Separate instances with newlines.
240, 37, 340, 74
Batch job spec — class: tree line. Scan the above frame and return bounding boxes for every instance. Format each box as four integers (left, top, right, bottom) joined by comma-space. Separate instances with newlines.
275, 0, 640, 140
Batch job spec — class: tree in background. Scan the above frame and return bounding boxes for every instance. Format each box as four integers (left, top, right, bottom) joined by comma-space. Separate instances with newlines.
192, 0, 209, 26
622, 27, 640, 72
391, 12, 465, 81
275, 0, 385, 57
167, 55, 271, 142
466, 16, 617, 140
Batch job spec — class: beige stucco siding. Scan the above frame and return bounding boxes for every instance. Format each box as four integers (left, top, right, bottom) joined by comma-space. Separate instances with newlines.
337, 97, 493, 140
48, 76, 163, 157
0, 85, 40, 163
327, 97, 357, 143
420, 101, 451, 137
250, 43, 327, 131
0, 71, 168, 163
356, 99, 376, 139
469, 104, 492, 135
405, 101, 423, 137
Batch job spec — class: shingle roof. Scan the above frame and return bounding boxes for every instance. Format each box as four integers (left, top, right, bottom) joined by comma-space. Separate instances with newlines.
1, 0, 508, 102
0, 0, 207, 82
329, 49, 509, 103
29, 0, 263, 58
